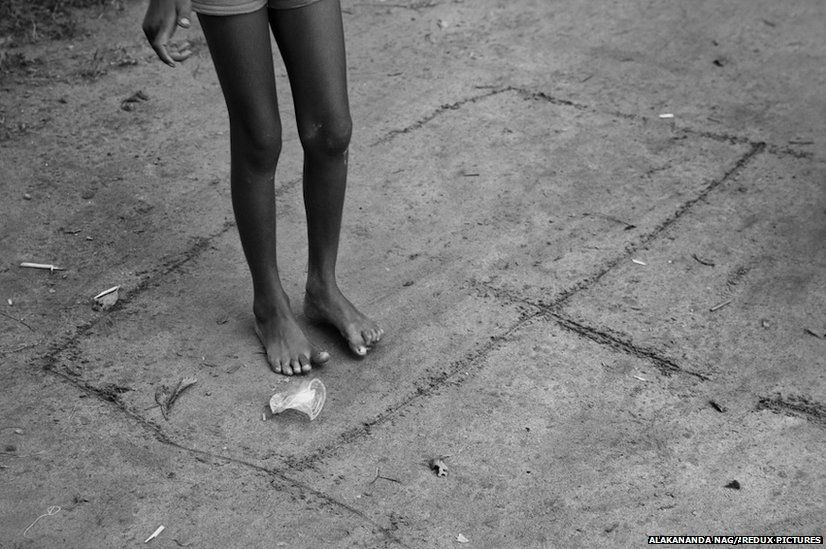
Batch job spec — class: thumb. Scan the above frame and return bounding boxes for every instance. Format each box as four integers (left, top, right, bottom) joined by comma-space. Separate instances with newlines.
176, 0, 192, 28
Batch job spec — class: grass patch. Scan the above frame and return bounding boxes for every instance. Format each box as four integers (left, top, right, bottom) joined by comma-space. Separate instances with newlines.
0, 0, 114, 43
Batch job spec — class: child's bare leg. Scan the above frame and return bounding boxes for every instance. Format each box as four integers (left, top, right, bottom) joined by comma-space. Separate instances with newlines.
271, 0, 383, 357
199, 9, 328, 375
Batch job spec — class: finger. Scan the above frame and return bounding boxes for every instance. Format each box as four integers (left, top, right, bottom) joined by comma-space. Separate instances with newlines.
177, 0, 192, 28
169, 49, 192, 62
148, 21, 177, 66
152, 42, 177, 67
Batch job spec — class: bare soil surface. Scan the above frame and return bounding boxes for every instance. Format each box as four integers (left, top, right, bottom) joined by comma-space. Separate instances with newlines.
1, 0, 824, 547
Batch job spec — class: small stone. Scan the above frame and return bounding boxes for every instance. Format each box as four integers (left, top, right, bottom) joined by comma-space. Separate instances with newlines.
23, 193, 32, 200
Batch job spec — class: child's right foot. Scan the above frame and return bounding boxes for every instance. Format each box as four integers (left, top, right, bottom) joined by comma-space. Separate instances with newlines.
254, 303, 330, 376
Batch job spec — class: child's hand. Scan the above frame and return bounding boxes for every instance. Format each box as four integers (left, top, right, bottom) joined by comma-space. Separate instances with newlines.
142, 0, 193, 67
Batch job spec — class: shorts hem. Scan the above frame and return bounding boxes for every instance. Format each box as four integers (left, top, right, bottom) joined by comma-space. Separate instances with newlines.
192, 0, 324, 14
191, 0, 267, 16
270, 0, 325, 10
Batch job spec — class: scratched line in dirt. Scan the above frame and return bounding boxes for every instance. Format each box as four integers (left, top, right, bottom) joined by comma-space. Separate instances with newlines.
757, 394, 826, 427
29, 87, 778, 367
548, 142, 766, 308
375, 84, 809, 160
466, 279, 708, 381
284, 307, 540, 471
43, 366, 412, 549
31, 87, 819, 490
32, 177, 300, 366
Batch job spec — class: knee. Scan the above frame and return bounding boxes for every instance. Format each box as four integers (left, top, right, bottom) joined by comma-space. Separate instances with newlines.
232, 122, 282, 173
298, 115, 352, 157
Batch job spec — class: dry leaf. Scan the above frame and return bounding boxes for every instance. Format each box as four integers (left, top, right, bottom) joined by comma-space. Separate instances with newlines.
155, 377, 197, 420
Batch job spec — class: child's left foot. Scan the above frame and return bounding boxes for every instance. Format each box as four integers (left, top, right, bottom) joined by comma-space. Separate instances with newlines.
304, 283, 383, 357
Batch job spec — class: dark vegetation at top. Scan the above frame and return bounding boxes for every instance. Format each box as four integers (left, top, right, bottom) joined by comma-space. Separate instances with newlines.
0, 0, 115, 43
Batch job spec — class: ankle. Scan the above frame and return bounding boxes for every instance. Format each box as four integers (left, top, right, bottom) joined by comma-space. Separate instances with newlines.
253, 290, 292, 321
305, 273, 338, 298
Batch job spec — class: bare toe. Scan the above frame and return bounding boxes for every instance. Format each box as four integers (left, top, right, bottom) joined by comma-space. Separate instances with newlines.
349, 339, 368, 357
312, 349, 330, 364
255, 304, 327, 377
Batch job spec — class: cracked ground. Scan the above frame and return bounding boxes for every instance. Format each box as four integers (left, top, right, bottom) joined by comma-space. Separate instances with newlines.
1, 0, 824, 547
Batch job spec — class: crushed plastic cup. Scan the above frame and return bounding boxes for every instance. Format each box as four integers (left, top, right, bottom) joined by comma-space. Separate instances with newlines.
269, 378, 326, 420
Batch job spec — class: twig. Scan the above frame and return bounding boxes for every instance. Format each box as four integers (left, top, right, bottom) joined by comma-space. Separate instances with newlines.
709, 299, 732, 312
691, 253, 715, 267
804, 328, 824, 339
22, 506, 61, 537
593, 212, 635, 230
0, 311, 34, 331
369, 467, 402, 484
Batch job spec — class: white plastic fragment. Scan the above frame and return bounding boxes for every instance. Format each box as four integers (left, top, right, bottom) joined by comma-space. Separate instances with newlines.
20, 262, 64, 272
632, 259, 647, 266
94, 286, 120, 310
457, 533, 469, 543
658, 113, 674, 119
145, 525, 164, 543
269, 379, 326, 420
93, 285, 120, 300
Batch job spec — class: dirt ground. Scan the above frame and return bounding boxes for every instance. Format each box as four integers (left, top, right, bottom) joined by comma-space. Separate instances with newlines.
1, 0, 824, 547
